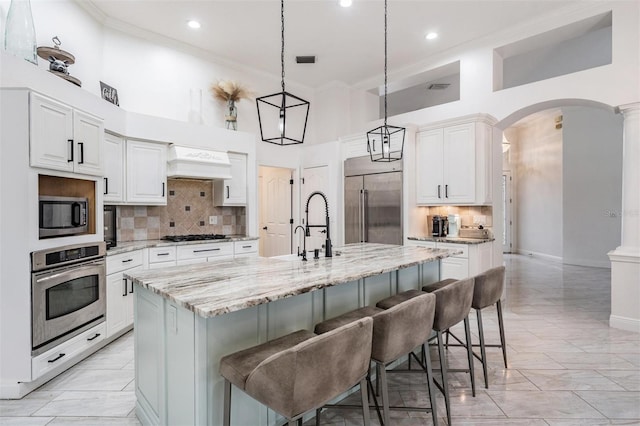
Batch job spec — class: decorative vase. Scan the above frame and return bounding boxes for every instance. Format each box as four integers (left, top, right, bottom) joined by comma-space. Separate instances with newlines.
225, 99, 238, 130
4, 0, 38, 65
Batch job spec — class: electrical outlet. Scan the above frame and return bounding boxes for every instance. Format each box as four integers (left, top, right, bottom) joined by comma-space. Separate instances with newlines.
209, 216, 217, 225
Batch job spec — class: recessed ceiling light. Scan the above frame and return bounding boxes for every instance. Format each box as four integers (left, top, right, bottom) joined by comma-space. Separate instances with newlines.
425, 32, 438, 40
340, 0, 353, 7
187, 20, 201, 29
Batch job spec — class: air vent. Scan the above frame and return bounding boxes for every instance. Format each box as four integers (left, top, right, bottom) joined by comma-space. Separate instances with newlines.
428, 83, 450, 90
296, 56, 316, 64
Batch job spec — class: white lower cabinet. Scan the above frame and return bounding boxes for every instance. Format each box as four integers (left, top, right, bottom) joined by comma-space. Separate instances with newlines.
106, 250, 145, 337
234, 240, 258, 257
32, 322, 105, 380
407, 240, 492, 280
177, 242, 234, 262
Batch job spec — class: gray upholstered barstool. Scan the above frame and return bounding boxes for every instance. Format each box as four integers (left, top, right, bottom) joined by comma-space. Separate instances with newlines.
219, 318, 373, 426
314, 293, 438, 425
425, 267, 508, 389
376, 277, 475, 426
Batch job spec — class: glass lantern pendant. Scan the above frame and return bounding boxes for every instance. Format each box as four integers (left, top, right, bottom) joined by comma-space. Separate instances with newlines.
4, 0, 38, 65
366, 0, 405, 162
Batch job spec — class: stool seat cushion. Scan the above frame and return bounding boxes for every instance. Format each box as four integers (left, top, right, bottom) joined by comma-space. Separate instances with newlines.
314, 306, 382, 334
219, 329, 316, 391
422, 278, 457, 293
375, 289, 424, 309
432, 277, 475, 331
472, 266, 506, 310
244, 318, 373, 419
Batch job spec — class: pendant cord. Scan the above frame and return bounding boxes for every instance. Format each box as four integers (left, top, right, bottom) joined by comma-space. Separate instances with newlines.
281, 0, 286, 93
383, 0, 388, 127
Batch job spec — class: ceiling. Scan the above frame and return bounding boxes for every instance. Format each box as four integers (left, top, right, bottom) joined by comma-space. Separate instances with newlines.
82, 0, 580, 90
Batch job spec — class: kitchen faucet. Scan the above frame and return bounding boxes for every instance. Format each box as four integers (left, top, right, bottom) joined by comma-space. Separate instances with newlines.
304, 191, 332, 257
294, 225, 307, 261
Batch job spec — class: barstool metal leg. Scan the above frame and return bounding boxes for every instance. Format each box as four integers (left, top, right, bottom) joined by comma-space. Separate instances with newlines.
360, 377, 371, 426
497, 299, 508, 368
437, 331, 452, 426
422, 343, 439, 426
223, 379, 231, 426
315, 408, 321, 426
378, 363, 391, 426
463, 316, 476, 397
477, 309, 489, 388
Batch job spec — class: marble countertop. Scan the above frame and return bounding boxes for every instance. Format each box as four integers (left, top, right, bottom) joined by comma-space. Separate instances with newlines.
107, 236, 259, 256
408, 236, 495, 245
125, 243, 462, 318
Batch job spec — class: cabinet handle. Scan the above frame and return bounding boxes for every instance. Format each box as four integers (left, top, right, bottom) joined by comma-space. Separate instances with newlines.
122, 259, 133, 263
157, 252, 170, 256
68, 139, 74, 163
48, 353, 65, 363
104, 177, 109, 195
242, 245, 252, 249
193, 248, 220, 253
445, 184, 449, 198
129, 280, 134, 294
226, 185, 230, 199
162, 182, 165, 197
122, 278, 128, 297
87, 333, 101, 341
78, 142, 84, 164
262, 226, 268, 230
437, 185, 441, 199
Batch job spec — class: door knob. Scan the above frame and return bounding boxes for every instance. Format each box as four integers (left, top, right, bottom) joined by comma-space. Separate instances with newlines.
262, 226, 268, 230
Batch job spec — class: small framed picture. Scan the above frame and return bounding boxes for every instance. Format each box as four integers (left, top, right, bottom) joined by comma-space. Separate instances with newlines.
100, 81, 119, 106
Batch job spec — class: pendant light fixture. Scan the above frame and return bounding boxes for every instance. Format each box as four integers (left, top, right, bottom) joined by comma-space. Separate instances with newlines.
366, 0, 405, 162
256, 0, 310, 146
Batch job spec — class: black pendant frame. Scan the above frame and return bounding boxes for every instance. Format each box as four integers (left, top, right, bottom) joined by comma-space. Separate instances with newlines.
367, 124, 405, 162
256, 91, 310, 146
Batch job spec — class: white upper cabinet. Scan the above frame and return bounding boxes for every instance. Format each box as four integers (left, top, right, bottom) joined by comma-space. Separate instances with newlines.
103, 133, 125, 203
416, 117, 493, 205
126, 140, 167, 205
30, 92, 103, 176
214, 152, 247, 206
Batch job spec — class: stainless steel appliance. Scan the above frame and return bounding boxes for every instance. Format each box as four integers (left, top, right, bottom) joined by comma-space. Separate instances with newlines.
39, 196, 88, 238
431, 215, 448, 237
103, 205, 117, 249
344, 155, 402, 245
31, 242, 106, 355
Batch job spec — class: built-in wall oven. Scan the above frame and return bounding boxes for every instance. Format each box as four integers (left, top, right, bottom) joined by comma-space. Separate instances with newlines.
31, 242, 106, 356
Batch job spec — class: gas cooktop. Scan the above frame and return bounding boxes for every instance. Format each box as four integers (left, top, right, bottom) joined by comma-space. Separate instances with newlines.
161, 234, 228, 242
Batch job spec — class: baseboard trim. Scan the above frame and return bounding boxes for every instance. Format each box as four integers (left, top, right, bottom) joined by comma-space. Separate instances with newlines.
514, 249, 562, 263
610, 315, 640, 333
563, 258, 612, 268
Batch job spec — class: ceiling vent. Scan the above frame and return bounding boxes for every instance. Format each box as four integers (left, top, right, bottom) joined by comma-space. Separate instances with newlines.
428, 83, 450, 90
296, 56, 316, 64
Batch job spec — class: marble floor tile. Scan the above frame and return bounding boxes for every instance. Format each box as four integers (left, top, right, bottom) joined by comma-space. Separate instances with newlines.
32, 391, 136, 417
0, 391, 62, 416
519, 369, 626, 391
41, 368, 134, 392
487, 390, 605, 419
596, 369, 640, 391
575, 391, 640, 419
0, 417, 53, 425
46, 417, 142, 425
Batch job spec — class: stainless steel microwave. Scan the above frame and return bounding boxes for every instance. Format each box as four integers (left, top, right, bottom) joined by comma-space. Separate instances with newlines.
39, 196, 89, 238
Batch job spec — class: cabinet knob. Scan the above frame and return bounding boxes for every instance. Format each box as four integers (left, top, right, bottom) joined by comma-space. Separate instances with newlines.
262, 226, 268, 230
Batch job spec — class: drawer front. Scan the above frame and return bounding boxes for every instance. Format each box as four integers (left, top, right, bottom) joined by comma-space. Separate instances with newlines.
234, 240, 258, 256
107, 250, 144, 274
441, 257, 469, 280
32, 322, 106, 379
408, 240, 436, 249
148, 246, 176, 263
177, 242, 233, 260
437, 242, 469, 258
148, 260, 177, 270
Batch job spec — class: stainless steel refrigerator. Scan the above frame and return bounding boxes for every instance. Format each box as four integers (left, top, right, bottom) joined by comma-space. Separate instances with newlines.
344, 155, 402, 245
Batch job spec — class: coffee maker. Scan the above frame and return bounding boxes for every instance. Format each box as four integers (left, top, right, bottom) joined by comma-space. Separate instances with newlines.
432, 215, 448, 237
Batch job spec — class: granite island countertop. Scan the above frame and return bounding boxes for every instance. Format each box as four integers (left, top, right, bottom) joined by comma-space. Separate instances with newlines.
125, 242, 462, 318
408, 236, 495, 245
106, 235, 259, 256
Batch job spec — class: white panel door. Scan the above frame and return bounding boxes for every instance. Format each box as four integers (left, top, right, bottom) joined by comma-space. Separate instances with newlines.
103, 133, 125, 203
72, 110, 104, 176
302, 165, 329, 253
259, 167, 292, 257
416, 129, 444, 204
29, 92, 74, 172
443, 123, 475, 203
126, 140, 167, 204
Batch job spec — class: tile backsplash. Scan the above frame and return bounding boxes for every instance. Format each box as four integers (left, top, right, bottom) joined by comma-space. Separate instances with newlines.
426, 205, 493, 227
116, 179, 246, 242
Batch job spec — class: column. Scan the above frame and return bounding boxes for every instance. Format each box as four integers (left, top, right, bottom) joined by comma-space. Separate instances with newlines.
608, 102, 640, 332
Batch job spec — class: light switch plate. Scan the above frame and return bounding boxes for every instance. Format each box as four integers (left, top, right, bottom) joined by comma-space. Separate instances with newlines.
209, 216, 217, 225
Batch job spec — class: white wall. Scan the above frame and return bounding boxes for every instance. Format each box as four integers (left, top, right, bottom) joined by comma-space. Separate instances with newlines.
562, 106, 623, 267
514, 111, 564, 259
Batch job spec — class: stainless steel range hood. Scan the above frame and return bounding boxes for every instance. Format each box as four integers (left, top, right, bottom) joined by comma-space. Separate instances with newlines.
167, 145, 232, 180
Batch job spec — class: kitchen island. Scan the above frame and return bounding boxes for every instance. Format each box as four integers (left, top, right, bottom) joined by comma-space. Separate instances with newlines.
126, 243, 461, 426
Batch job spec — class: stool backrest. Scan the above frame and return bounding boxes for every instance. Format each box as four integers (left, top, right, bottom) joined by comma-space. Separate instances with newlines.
432, 277, 474, 331
472, 266, 506, 309
371, 293, 436, 363
245, 317, 373, 419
